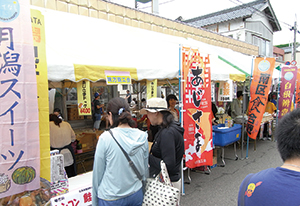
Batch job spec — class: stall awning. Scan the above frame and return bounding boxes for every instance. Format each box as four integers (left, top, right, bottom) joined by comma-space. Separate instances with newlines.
34, 6, 256, 83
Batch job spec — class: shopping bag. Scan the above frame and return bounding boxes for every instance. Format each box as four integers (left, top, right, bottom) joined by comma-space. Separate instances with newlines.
142, 160, 180, 206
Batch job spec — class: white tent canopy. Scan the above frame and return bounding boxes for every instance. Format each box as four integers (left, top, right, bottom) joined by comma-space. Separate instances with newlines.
35, 6, 254, 83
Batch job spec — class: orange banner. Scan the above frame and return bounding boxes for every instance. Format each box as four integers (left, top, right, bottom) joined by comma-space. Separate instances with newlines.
182, 46, 212, 168
296, 68, 300, 109
247, 58, 275, 139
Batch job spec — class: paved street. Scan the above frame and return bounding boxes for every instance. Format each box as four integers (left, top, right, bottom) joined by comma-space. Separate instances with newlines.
180, 139, 282, 206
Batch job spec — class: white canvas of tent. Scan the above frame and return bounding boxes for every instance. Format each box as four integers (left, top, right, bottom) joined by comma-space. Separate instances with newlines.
34, 6, 255, 83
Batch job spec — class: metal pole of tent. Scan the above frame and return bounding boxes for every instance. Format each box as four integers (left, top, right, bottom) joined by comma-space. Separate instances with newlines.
178, 45, 185, 196
240, 81, 246, 159
246, 57, 255, 159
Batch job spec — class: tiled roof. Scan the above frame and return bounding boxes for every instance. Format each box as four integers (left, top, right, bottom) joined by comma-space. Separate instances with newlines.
183, 0, 280, 31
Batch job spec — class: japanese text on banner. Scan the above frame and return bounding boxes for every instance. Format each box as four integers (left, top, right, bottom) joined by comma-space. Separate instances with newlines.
296, 68, 300, 109
0, 0, 40, 198
277, 66, 297, 118
77, 80, 92, 115
247, 58, 275, 140
182, 46, 212, 169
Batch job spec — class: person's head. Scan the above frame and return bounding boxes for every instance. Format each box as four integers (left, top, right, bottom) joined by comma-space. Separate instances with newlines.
275, 108, 300, 162
140, 98, 173, 128
237, 91, 243, 100
94, 92, 100, 99
166, 94, 178, 108
106, 97, 136, 128
49, 114, 62, 127
53, 108, 61, 116
126, 90, 130, 94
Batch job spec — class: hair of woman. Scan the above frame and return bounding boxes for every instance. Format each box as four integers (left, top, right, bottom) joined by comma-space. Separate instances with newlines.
160, 111, 174, 128
166, 94, 178, 108
107, 97, 136, 128
49, 114, 62, 127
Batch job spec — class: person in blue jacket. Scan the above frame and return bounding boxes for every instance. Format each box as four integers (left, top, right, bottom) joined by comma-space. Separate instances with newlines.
238, 108, 300, 205
92, 97, 148, 206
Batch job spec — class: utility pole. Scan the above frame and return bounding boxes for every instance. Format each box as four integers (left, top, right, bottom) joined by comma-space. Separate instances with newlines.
290, 20, 300, 61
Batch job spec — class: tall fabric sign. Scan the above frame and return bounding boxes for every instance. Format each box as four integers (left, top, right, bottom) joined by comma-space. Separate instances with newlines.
296, 68, 300, 109
147, 79, 157, 99
0, 0, 40, 198
218, 80, 233, 102
31, 9, 50, 181
247, 58, 275, 140
77, 80, 92, 115
278, 66, 297, 118
182, 47, 212, 168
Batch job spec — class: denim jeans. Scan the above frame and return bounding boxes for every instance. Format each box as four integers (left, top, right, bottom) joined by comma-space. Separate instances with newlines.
97, 188, 143, 206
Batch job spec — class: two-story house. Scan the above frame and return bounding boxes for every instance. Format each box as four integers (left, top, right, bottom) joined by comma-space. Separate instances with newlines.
183, 0, 281, 57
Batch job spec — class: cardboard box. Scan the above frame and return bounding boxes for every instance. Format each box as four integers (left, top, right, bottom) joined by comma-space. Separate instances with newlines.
67, 108, 78, 113
77, 133, 96, 152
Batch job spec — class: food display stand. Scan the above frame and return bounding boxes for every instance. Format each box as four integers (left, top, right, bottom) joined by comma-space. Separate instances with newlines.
213, 124, 242, 166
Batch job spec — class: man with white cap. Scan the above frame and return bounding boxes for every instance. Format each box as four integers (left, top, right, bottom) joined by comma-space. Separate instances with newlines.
140, 97, 184, 198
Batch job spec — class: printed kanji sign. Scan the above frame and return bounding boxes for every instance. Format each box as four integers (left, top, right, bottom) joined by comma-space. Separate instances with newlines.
182, 46, 212, 168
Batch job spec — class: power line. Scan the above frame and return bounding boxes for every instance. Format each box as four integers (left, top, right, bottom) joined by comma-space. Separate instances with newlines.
229, 0, 293, 29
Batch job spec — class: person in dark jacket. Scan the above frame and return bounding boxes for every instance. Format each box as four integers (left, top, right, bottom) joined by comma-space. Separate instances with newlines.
140, 97, 184, 198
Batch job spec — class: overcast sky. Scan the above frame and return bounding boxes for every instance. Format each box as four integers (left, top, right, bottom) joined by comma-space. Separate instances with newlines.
110, 0, 300, 46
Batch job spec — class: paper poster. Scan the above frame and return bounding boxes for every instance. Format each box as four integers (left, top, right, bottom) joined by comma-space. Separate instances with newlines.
182, 46, 212, 168
147, 79, 157, 99
277, 66, 297, 118
0, 0, 40, 198
77, 80, 92, 115
218, 80, 233, 102
247, 58, 275, 139
104, 70, 131, 85
51, 186, 92, 206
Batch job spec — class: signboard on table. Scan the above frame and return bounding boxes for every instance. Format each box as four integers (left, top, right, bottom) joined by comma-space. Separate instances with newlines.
77, 80, 92, 115
31, 8, 51, 181
182, 46, 212, 168
218, 80, 233, 102
105, 70, 131, 85
246, 58, 275, 140
51, 186, 92, 206
277, 66, 297, 118
0, 0, 40, 198
296, 68, 300, 109
147, 79, 157, 99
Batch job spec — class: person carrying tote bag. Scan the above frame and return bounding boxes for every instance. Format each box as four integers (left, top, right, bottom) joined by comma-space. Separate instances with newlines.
140, 98, 185, 202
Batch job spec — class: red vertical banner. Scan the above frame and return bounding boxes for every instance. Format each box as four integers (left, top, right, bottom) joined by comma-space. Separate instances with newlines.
278, 66, 297, 118
182, 47, 212, 168
247, 58, 275, 139
296, 68, 300, 109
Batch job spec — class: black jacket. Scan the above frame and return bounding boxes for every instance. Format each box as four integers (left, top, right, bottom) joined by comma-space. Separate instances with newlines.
149, 121, 184, 182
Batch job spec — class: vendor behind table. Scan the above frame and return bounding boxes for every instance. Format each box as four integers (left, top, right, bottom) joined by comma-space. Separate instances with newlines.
231, 91, 243, 124
92, 92, 104, 131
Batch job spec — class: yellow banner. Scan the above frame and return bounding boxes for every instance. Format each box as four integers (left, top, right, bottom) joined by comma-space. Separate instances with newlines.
31, 9, 50, 181
77, 80, 92, 115
147, 79, 157, 99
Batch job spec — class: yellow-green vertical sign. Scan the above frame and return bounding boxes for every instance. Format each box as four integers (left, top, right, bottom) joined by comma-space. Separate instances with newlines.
31, 9, 50, 181
77, 80, 92, 115
147, 79, 157, 99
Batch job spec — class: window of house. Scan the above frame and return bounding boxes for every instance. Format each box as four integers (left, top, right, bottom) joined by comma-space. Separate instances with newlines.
122, 85, 128, 90
252, 35, 270, 57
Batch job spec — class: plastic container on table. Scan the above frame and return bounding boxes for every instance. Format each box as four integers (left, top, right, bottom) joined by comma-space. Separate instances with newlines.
212, 124, 242, 147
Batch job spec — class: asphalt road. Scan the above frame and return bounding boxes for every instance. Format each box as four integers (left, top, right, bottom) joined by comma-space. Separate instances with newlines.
180, 139, 282, 206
